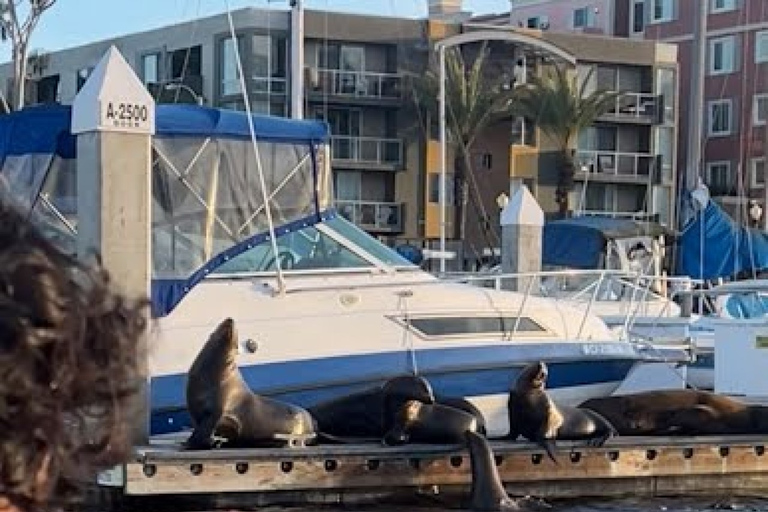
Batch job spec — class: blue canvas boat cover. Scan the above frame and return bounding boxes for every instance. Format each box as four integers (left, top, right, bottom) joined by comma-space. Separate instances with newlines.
676, 200, 768, 280
0, 104, 331, 318
543, 216, 670, 269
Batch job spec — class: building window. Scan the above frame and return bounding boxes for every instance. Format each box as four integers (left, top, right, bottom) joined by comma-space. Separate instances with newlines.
756, 31, 768, 63
650, 0, 674, 23
752, 158, 765, 188
511, 117, 536, 146
706, 161, 733, 194
141, 52, 160, 84
711, 0, 736, 13
710, 36, 736, 75
573, 7, 595, 28
168, 45, 202, 80
753, 94, 768, 126
220, 35, 244, 96
525, 15, 549, 29
76, 67, 93, 92
632, 0, 645, 33
428, 173, 455, 205
251, 34, 287, 94
709, 99, 733, 136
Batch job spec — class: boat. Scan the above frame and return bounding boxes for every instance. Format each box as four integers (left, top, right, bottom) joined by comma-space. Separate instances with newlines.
0, 104, 690, 438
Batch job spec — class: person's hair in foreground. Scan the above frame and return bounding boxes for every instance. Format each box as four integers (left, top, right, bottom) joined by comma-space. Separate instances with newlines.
0, 199, 148, 512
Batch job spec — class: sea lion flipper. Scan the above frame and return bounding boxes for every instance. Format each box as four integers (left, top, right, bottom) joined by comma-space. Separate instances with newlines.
185, 414, 219, 450
466, 430, 519, 511
541, 438, 559, 465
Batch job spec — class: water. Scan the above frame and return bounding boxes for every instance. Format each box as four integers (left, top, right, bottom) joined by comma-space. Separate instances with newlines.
250, 499, 768, 512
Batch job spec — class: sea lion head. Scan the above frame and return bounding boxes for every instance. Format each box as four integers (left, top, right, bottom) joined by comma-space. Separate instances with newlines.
205, 317, 239, 366
517, 361, 548, 391
382, 375, 435, 405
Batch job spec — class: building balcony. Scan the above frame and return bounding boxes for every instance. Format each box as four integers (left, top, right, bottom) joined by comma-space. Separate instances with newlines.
599, 92, 662, 124
307, 68, 402, 105
576, 150, 659, 182
335, 200, 404, 233
331, 136, 404, 169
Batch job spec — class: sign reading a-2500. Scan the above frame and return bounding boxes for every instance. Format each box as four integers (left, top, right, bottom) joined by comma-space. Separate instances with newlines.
100, 100, 152, 132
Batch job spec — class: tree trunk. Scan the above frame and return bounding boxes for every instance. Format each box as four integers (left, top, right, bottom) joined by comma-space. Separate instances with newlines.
12, 41, 28, 110
454, 153, 469, 242
556, 149, 576, 218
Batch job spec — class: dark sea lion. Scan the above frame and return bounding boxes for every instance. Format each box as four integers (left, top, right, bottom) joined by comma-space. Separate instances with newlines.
185, 318, 317, 449
438, 395, 488, 436
308, 375, 436, 441
466, 430, 519, 511
383, 399, 481, 446
309, 375, 487, 441
507, 361, 617, 463
579, 389, 768, 436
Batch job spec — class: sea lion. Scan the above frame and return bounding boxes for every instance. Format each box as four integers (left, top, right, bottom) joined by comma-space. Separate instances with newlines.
507, 361, 617, 463
383, 399, 481, 446
185, 318, 317, 449
308, 375, 487, 441
466, 430, 519, 511
579, 389, 768, 436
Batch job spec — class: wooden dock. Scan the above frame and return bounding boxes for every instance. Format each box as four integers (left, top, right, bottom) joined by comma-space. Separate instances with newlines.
94, 435, 768, 510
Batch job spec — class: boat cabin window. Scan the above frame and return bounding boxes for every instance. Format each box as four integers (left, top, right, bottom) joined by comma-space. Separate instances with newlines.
208, 222, 373, 274
407, 316, 546, 337
323, 216, 416, 268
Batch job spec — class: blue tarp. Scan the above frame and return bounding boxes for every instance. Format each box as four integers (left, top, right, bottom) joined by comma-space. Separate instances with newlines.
0, 104, 329, 160
676, 201, 768, 280
542, 216, 670, 269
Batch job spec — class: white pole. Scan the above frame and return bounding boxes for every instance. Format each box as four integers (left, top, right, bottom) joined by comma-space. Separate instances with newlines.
290, 0, 304, 119
438, 44, 447, 273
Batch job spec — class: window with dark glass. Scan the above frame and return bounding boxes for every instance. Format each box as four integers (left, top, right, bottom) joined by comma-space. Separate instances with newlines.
407, 316, 547, 337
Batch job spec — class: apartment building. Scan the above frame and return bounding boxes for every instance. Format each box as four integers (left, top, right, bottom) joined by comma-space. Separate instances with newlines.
0, 1, 678, 265
505, 0, 768, 225
460, 15, 679, 228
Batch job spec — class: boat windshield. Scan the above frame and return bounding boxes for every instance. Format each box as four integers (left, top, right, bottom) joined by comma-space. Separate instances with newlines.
212, 214, 416, 275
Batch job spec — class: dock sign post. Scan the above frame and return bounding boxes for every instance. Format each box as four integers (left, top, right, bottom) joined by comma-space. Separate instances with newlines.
72, 45, 155, 446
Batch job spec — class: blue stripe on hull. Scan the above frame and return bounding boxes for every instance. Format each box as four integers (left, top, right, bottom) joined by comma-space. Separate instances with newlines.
150, 344, 638, 435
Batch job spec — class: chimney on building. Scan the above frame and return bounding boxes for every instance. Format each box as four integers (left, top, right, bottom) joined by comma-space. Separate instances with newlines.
427, 0, 465, 19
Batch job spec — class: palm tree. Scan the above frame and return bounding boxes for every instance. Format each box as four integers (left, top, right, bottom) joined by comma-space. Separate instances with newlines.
512, 64, 620, 217
409, 42, 517, 250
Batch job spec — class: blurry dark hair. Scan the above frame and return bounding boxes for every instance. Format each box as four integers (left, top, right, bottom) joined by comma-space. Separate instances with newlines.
0, 199, 148, 512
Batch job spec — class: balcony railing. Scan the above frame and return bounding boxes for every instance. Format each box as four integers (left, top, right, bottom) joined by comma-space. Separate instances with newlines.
576, 150, 656, 177
308, 68, 402, 100
335, 200, 404, 233
331, 136, 403, 166
603, 92, 659, 120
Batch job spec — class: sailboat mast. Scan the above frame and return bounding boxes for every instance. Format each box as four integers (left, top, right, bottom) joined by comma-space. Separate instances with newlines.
290, 0, 305, 119
684, 0, 708, 192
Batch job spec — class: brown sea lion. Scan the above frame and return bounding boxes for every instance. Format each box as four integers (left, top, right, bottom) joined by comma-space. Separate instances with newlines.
507, 361, 617, 463
579, 389, 768, 436
185, 318, 317, 449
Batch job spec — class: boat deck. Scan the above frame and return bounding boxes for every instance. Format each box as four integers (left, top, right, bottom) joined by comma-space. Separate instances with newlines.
96, 433, 768, 509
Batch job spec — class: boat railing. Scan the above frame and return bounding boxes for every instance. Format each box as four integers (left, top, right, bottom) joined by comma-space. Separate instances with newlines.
439, 269, 703, 342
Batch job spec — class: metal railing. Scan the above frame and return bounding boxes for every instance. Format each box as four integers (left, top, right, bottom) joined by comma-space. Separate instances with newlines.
220, 77, 288, 96
331, 136, 403, 166
309, 68, 402, 100
335, 200, 404, 232
439, 268, 701, 347
572, 210, 661, 222
576, 150, 656, 177
604, 92, 658, 119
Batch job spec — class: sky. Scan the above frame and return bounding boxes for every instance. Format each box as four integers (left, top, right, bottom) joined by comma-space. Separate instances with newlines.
0, 0, 510, 62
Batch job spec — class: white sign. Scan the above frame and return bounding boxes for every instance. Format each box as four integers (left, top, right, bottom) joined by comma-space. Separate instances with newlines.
100, 100, 152, 131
